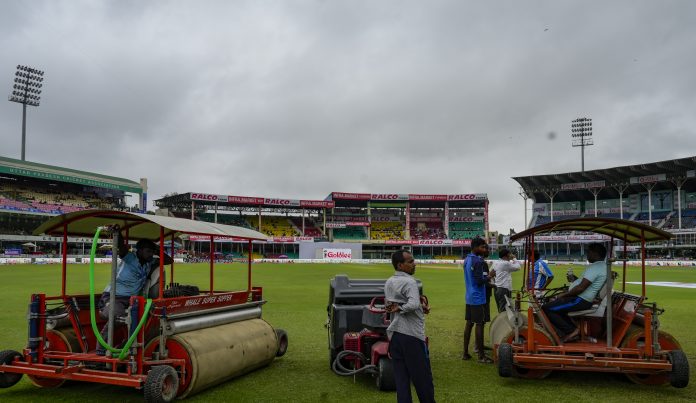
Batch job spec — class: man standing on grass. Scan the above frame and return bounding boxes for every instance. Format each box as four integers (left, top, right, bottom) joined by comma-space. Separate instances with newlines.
385, 249, 435, 403
492, 249, 521, 313
462, 238, 495, 363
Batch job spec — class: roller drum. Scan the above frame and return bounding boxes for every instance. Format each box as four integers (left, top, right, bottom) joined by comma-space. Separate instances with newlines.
166, 307, 262, 335
164, 318, 279, 398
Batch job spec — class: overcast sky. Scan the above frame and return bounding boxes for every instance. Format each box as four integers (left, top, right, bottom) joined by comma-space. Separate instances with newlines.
1, 1, 695, 233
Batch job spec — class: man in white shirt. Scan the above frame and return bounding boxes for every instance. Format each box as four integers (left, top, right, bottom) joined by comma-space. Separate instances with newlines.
492, 249, 521, 313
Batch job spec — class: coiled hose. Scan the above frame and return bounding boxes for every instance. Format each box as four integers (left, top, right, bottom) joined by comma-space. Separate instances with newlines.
331, 350, 378, 376
89, 227, 152, 360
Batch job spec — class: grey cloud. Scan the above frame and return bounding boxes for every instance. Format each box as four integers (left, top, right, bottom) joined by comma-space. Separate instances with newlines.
1, 0, 695, 233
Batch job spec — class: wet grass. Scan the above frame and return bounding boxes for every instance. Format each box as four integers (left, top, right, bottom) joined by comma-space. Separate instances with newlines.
0, 262, 694, 402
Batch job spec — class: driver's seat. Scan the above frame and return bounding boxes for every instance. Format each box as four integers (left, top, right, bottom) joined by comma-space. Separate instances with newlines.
568, 281, 610, 318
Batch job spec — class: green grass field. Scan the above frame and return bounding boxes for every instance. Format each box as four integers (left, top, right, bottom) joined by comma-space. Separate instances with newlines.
0, 262, 694, 402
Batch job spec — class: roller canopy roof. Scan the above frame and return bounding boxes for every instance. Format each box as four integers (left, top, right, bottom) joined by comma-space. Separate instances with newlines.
510, 218, 672, 244
33, 209, 269, 241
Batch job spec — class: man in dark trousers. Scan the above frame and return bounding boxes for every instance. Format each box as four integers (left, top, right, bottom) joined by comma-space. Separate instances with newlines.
462, 238, 495, 363
385, 249, 435, 403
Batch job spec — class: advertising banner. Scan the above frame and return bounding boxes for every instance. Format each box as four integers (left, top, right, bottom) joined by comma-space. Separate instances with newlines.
299, 200, 335, 208
449, 216, 485, 222
408, 194, 448, 201
227, 195, 264, 204
191, 193, 227, 202
264, 198, 301, 207
332, 192, 371, 200
325, 222, 347, 229
346, 221, 370, 227
370, 194, 409, 201
630, 174, 667, 185
447, 194, 487, 201
560, 181, 605, 190
384, 239, 472, 246
323, 249, 353, 259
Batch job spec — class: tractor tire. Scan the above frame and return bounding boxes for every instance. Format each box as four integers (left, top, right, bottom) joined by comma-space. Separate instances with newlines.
275, 329, 288, 357
497, 327, 553, 379
0, 350, 23, 388
376, 358, 396, 391
497, 343, 513, 378
668, 350, 690, 388
621, 325, 683, 385
144, 365, 179, 403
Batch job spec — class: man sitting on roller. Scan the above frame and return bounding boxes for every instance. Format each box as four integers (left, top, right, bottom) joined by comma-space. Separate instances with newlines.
96, 238, 157, 355
542, 243, 608, 343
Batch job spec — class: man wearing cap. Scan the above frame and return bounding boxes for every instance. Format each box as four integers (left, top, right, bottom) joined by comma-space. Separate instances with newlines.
96, 237, 157, 354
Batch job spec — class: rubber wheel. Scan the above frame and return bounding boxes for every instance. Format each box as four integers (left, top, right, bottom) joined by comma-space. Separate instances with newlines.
669, 350, 690, 388
29, 328, 80, 388
0, 350, 23, 388
621, 325, 683, 385
498, 343, 513, 377
144, 365, 179, 403
275, 329, 288, 357
498, 327, 553, 379
376, 358, 396, 391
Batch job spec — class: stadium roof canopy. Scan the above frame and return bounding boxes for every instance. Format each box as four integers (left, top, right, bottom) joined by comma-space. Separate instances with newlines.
0, 155, 142, 193
510, 217, 672, 243
513, 156, 696, 203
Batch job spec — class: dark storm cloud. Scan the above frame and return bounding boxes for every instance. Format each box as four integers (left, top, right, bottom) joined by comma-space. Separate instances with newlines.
1, 1, 695, 232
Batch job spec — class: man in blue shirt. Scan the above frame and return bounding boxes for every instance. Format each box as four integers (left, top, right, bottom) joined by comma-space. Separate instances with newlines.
96, 238, 157, 354
531, 250, 554, 295
462, 238, 495, 363
542, 243, 608, 343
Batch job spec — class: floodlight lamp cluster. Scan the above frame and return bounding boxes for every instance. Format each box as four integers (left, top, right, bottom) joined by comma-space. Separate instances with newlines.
8, 65, 44, 106
571, 117, 592, 138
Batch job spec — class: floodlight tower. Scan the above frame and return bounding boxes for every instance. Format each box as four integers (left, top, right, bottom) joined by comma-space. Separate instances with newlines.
571, 117, 593, 172
8, 65, 44, 161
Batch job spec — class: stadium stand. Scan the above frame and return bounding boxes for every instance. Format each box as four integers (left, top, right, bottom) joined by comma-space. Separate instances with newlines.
663, 209, 696, 229
246, 216, 298, 237
196, 213, 253, 229
370, 222, 405, 240
448, 222, 485, 240
332, 226, 366, 240
410, 222, 446, 240
289, 217, 322, 237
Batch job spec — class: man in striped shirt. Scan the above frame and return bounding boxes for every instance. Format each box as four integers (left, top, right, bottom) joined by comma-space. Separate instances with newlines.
385, 249, 435, 403
531, 250, 554, 295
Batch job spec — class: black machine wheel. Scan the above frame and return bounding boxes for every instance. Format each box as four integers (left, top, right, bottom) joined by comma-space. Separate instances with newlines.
669, 350, 690, 388
376, 358, 396, 391
497, 343, 513, 378
144, 365, 179, 403
275, 328, 289, 357
0, 350, 23, 388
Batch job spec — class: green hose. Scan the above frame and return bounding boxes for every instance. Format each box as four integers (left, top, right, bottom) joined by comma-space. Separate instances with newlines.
89, 227, 153, 360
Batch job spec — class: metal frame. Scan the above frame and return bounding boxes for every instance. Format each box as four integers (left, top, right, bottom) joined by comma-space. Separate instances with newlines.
0, 209, 269, 392
502, 217, 677, 378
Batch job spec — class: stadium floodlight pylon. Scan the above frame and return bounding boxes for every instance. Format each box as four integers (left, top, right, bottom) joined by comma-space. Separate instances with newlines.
571, 117, 593, 172
8, 65, 44, 161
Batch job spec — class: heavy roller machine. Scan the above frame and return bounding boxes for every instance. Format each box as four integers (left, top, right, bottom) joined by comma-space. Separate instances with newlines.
0, 210, 288, 401
491, 218, 689, 387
